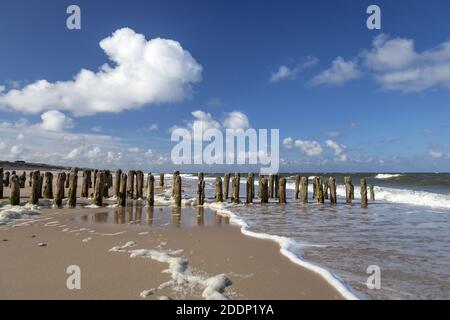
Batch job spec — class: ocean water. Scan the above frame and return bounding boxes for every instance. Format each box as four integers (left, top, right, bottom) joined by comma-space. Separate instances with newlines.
178, 172, 450, 300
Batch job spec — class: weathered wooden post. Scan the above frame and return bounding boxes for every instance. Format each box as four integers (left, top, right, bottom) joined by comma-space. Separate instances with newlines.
67, 168, 78, 208
370, 184, 375, 201
171, 170, 180, 197
54, 172, 65, 207
300, 176, 308, 204
197, 172, 205, 205
103, 170, 111, 198
329, 177, 337, 204
315, 177, 324, 204
117, 173, 127, 207
269, 174, 274, 198
279, 177, 287, 204
260, 177, 269, 203
9, 174, 20, 205
93, 171, 104, 206
323, 180, 329, 200
92, 169, 98, 190
135, 170, 144, 199
29, 171, 40, 205
43, 172, 53, 199
174, 174, 182, 207
232, 173, 240, 204
294, 175, 300, 200
159, 173, 164, 187
4, 171, 10, 187
29, 171, 32, 187
87, 170, 92, 188
126, 170, 135, 200
38, 174, 43, 198
360, 178, 368, 208
19, 171, 26, 188
81, 170, 90, 198
65, 172, 70, 188
223, 173, 230, 200
146, 173, 154, 207
215, 177, 223, 202
313, 177, 317, 200
60, 172, 66, 198
274, 174, 280, 198
114, 169, 122, 197
246, 172, 254, 204
0, 168, 3, 198
344, 176, 352, 204
250, 172, 255, 200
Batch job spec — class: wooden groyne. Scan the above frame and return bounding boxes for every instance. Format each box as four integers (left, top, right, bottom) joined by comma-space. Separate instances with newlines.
0, 167, 375, 208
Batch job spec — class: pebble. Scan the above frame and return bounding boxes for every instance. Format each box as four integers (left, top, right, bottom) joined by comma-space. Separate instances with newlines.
38, 243, 47, 247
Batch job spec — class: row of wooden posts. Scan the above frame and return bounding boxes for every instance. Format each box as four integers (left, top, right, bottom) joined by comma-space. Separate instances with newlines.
0, 167, 375, 208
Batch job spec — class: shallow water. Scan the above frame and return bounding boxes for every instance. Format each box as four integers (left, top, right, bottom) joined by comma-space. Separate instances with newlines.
184, 172, 450, 300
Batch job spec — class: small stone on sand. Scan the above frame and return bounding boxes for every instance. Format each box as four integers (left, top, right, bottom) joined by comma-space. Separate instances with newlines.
38, 243, 47, 247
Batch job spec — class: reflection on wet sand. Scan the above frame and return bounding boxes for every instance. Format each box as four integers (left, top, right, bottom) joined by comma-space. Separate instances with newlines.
76, 203, 226, 228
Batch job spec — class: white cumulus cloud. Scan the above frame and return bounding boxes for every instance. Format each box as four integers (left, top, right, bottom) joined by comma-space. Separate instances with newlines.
40, 110, 73, 132
294, 140, 323, 156
0, 27, 202, 116
311, 57, 362, 86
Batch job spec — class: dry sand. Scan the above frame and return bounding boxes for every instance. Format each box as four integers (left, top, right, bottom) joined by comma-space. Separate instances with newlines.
0, 169, 344, 300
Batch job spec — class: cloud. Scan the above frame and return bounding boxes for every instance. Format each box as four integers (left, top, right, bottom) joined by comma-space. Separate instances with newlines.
324, 131, 340, 138
310, 57, 362, 86
145, 123, 159, 131
0, 27, 202, 116
270, 56, 318, 83
294, 139, 323, 156
222, 111, 250, 130
0, 117, 168, 168
325, 139, 347, 161
40, 110, 74, 132
429, 150, 443, 158
282, 137, 294, 149
90, 126, 102, 132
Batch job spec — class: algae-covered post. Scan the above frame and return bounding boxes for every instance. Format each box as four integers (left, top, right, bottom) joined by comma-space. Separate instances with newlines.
294, 175, 300, 200
118, 173, 127, 207
274, 174, 280, 199
329, 177, 337, 204
114, 169, 122, 197
360, 178, 368, 208
65, 172, 70, 188
81, 170, 89, 198
4, 171, 10, 187
344, 176, 352, 203
260, 177, 269, 203
215, 177, 223, 202
197, 172, 205, 205
9, 174, 20, 206
67, 168, 78, 208
126, 170, 135, 200
54, 172, 65, 207
174, 174, 182, 207
323, 179, 329, 200
43, 172, 53, 199
269, 174, 274, 198
146, 173, 154, 207
19, 171, 26, 188
135, 170, 144, 200
370, 184, 375, 201
232, 172, 240, 204
315, 177, 324, 204
171, 170, 180, 197
246, 172, 254, 204
223, 173, 230, 200
279, 176, 287, 204
38, 174, 43, 198
30, 171, 40, 205
93, 171, 104, 206
159, 173, 164, 187
300, 176, 308, 204
103, 170, 111, 198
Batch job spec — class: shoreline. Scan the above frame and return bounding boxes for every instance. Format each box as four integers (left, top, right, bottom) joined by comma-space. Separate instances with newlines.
0, 204, 345, 299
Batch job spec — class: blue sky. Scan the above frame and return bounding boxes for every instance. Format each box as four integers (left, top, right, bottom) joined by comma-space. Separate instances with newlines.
0, 0, 449, 172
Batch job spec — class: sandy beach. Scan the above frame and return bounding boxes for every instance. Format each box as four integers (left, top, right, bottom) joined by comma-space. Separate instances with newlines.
0, 170, 344, 300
